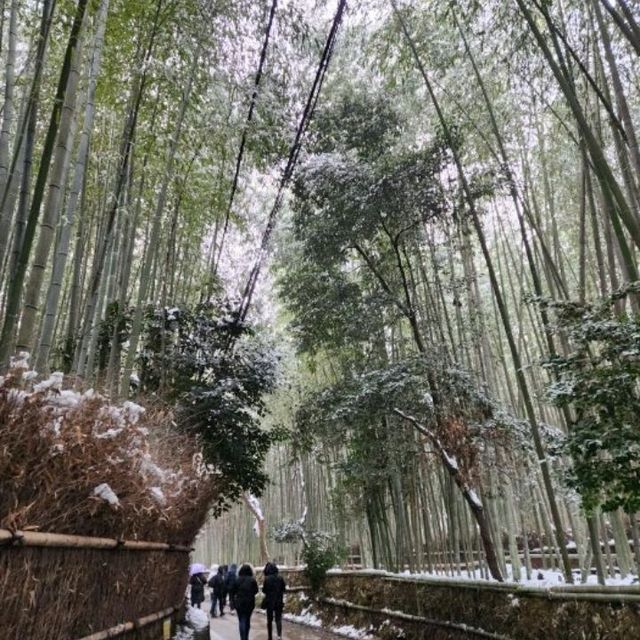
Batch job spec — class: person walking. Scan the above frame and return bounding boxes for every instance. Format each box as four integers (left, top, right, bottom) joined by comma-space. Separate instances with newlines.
230, 564, 259, 640
209, 565, 226, 617
225, 563, 238, 611
262, 562, 286, 640
189, 572, 207, 609
221, 565, 229, 608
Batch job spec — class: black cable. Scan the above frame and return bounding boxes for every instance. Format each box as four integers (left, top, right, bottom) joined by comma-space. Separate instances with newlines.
236, 0, 348, 324
213, 0, 279, 276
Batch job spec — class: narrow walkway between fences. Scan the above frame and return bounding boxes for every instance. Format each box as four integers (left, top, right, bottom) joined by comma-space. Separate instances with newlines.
207, 611, 337, 640
202, 592, 337, 640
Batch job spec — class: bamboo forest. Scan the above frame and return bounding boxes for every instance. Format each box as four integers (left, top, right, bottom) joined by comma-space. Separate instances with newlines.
2, 1, 640, 639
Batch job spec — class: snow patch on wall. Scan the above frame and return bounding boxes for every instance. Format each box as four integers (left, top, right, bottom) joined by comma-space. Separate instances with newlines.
284, 606, 322, 628
332, 624, 374, 640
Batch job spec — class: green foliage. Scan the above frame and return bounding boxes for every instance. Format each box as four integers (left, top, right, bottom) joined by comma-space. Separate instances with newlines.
294, 355, 526, 504
276, 244, 382, 357
539, 284, 640, 513
311, 89, 401, 159
96, 301, 132, 372
139, 300, 282, 511
272, 522, 344, 592
277, 89, 451, 359
302, 532, 344, 592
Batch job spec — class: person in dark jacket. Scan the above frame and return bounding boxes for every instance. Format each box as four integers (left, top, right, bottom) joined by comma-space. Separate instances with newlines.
262, 562, 286, 640
225, 563, 238, 610
221, 565, 229, 607
230, 564, 259, 640
189, 572, 207, 609
209, 565, 226, 617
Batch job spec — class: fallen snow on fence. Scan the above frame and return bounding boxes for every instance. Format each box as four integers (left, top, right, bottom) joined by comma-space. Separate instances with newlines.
325, 565, 638, 588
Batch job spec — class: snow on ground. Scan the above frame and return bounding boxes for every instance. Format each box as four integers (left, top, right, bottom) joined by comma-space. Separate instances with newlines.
186, 606, 210, 630
173, 628, 194, 640
284, 604, 375, 640
284, 606, 322, 628
331, 624, 375, 640
506, 566, 637, 587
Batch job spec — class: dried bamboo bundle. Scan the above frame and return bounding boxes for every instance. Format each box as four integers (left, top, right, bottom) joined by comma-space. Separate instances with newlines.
0, 363, 218, 544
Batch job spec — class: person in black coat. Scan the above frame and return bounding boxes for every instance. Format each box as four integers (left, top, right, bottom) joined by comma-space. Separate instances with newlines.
262, 562, 286, 640
221, 565, 229, 607
189, 572, 207, 609
225, 563, 238, 610
230, 564, 259, 640
208, 565, 226, 617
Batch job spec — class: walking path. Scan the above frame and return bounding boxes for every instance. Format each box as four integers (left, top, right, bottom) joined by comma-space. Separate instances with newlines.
207, 610, 336, 640
202, 591, 339, 640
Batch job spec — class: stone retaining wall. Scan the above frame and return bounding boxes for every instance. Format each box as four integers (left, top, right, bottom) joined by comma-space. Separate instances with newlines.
280, 569, 640, 639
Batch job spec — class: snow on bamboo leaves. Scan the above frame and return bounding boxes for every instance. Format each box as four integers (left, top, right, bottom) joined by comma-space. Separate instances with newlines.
536, 284, 640, 513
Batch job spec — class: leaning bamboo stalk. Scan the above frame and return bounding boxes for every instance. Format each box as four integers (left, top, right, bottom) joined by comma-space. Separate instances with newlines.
76, 606, 178, 640
0, 529, 192, 552
394, 408, 503, 581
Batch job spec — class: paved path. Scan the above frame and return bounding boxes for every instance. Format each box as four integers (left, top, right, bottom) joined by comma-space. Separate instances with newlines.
202, 592, 336, 640
206, 609, 335, 640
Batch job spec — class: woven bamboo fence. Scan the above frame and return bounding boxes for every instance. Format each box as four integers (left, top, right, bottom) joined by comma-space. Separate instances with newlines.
0, 529, 191, 640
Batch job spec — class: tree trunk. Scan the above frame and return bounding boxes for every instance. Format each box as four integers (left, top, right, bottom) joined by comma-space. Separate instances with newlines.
394, 408, 504, 581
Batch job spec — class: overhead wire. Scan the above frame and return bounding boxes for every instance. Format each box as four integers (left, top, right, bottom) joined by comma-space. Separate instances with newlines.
212, 0, 279, 277
236, 0, 348, 324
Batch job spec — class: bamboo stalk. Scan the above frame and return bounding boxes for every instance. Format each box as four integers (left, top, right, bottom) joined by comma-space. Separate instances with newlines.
0, 529, 192, 552
76, 606, 178, 640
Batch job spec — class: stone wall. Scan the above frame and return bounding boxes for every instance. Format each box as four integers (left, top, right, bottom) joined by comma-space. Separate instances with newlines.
280, 569, 640, 639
